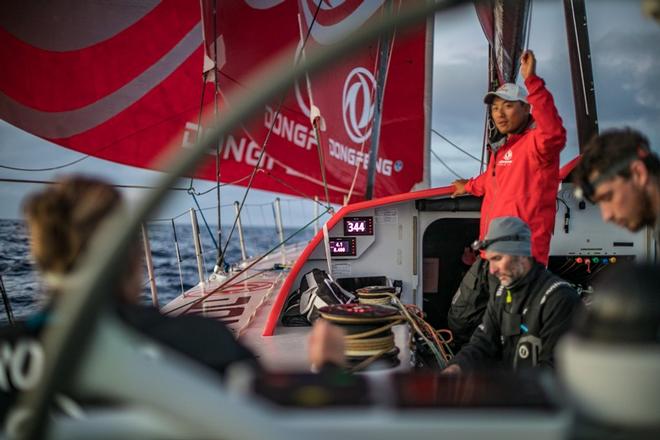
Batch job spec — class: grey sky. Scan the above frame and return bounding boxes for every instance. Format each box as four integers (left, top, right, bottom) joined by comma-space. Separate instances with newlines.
431, 0, 660, 184
1, 1, 659, 223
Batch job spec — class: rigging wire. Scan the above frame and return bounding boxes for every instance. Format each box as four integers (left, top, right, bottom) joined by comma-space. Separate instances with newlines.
214, 69, 320, 118
0, 177, 189, 191
147, 199, 286, 223
363, 0, 398, 201
296, 12, 331, 207
212, 0, 225, 271
345, 1, 399, 205
220, 105, 347, 196
215, 0, 324, 268
164, 207, 330, 316
263, 170, 332, 211
188, 70, 210, 193
244, 204, 254, 228
430, 149, 464, 180
189, 191, 218, 249
189, 173, 254, 195
208, 40, 364, 200
311, 92, 331, 206
344, 137, 369, 205
478, 0, 537, 175
480, 104, 489, 173
0, 174, 252, 194
0, 155, 90, 171
430, 128, 481, 162
0, 275, 15, 326
216, 100, 284, 262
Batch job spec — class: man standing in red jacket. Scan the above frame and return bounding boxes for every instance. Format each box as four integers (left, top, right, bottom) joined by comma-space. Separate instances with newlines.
448, 50, 567, 350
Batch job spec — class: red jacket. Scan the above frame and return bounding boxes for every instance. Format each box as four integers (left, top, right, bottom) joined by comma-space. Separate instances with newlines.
465, 74, 566, 265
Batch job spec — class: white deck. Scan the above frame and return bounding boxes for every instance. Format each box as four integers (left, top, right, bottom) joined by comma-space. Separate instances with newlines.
161, 242, 410, 371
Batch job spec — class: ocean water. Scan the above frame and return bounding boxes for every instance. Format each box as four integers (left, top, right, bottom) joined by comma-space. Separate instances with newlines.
0, 219, 313, 324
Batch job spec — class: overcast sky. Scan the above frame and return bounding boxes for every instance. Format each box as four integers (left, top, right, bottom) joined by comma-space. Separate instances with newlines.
431, 0, 660, 183
1, 0, 659, 223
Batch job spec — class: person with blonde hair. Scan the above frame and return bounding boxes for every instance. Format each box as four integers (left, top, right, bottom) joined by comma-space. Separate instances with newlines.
0, 175, 344, 423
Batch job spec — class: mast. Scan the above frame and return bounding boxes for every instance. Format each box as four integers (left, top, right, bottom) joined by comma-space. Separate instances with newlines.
421, 13, 434, 190
365, 1, 394, 200
563, 0, 599, 152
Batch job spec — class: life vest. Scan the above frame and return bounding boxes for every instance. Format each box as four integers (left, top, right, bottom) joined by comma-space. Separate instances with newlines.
497, 278, 572, 369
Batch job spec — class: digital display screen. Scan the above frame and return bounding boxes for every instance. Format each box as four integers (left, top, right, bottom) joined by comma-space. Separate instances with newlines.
343, 216, 374, 236
329, 237, 356, 257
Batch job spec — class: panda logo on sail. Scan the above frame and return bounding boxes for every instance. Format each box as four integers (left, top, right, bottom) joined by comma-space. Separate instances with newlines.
342, 67, 376, 143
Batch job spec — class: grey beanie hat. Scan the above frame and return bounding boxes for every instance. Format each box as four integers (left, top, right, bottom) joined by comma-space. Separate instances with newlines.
482, 216, 532, 256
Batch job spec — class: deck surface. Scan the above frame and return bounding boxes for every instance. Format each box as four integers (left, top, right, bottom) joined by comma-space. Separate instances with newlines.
161, 243, 410, 371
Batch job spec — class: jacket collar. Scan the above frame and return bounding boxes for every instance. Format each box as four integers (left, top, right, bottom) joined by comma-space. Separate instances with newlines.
489, 114, 536, 154
505, 261, 544, 291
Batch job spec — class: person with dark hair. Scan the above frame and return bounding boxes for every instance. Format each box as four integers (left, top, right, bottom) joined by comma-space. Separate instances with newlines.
557, 263, 660, 431
443, 217, 580, 374
448, 50, 567, 349
572, 128, 660, 255
0, 175, 345, 426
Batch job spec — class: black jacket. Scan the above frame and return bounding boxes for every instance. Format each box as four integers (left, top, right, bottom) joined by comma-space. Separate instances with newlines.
447, 256, 499, 351
0, 304, 258, 423
450, 263, 581, 372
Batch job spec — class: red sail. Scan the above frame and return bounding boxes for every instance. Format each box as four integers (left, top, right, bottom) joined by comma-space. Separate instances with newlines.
0, 1, 428, 203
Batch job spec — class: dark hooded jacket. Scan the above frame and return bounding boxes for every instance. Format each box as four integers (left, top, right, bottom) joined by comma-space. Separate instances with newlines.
0, 304, 258, 423
450, 262, 581, 371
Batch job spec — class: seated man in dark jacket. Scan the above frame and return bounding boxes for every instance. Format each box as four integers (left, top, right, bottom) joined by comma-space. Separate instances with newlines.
444, 217, 581, 373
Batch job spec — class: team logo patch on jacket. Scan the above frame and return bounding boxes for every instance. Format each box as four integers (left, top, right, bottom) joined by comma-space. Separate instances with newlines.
498, 149, 513, 166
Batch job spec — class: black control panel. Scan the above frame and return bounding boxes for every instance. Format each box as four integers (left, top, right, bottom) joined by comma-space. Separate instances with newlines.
329, 237, 357, 257
343, 216, 374, 236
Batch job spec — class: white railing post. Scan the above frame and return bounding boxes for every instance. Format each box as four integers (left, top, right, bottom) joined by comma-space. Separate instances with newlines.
234, 201, 248, 261
190, 208, 206, 286
170, 219, 185, 295
141, 223, 159, 308
273, 198, 286, 265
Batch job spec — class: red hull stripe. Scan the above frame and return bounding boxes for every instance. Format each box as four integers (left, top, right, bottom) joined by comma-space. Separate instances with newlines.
263, 154, 581, 336
262, 184, 455, 336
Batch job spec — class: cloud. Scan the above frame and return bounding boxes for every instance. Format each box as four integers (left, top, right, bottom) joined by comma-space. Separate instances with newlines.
593, 31, 660, 108
589, 30, 660, 146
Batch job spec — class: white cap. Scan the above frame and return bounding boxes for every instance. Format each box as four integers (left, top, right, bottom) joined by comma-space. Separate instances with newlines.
484, 83, 528, 104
